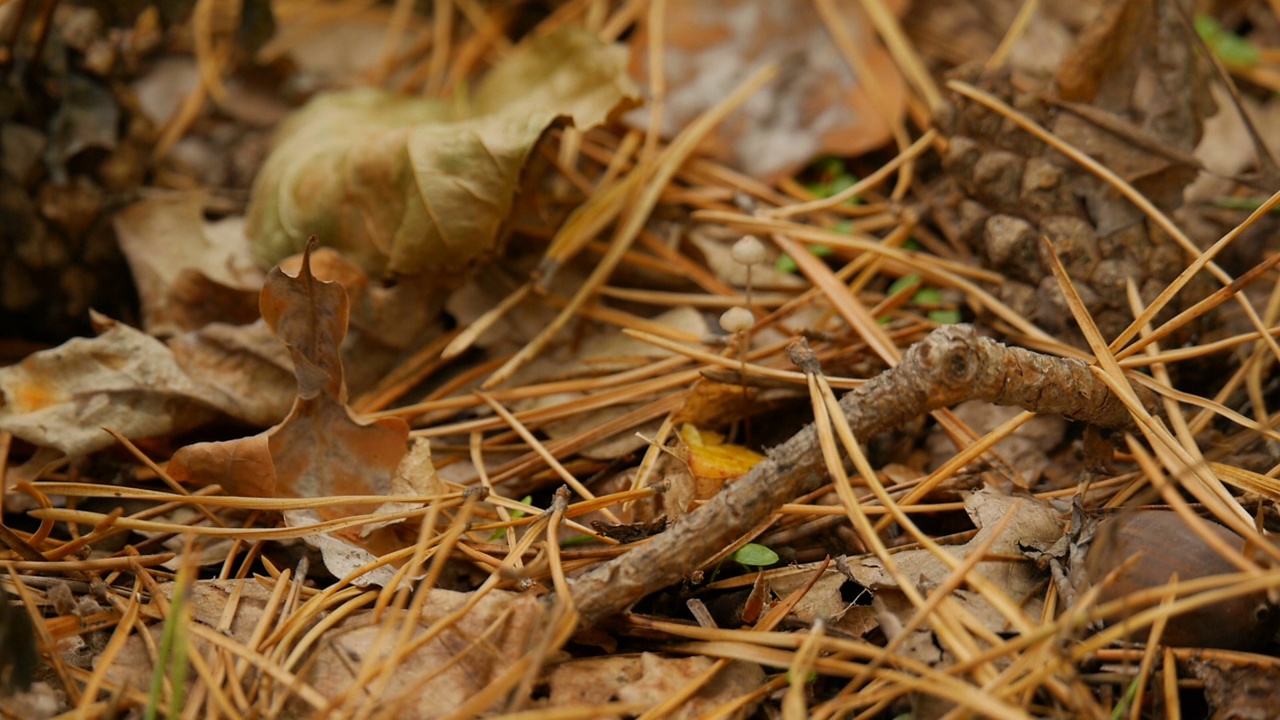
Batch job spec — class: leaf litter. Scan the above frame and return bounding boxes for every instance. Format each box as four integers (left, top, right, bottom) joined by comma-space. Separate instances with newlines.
5, 1, 1280, 719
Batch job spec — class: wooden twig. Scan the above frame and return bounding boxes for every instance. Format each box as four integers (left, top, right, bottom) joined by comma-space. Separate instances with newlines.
568, 324, 1157, 626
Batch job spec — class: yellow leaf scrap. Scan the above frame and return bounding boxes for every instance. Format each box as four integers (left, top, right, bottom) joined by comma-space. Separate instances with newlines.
678, 424, 765, 499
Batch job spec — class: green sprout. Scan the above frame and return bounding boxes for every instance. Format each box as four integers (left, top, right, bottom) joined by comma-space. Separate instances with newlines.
731, 542, 779, 568
1213, 196, 1280, 212
489, 495, 534, 541
1196, 15, 1259, 67
786, 669, 819, 685
774, 244, 835, 274
775, 159, 861, 273
883, 274, 961, 325
807, 157, 861, 206
146, 573, 192, 720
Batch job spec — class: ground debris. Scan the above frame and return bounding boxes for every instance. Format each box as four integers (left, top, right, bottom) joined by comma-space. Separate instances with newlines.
571, 324, 1154, 624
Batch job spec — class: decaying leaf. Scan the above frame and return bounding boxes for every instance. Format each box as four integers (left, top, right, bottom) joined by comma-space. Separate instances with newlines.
113, 191, 263, 336
257, 3, 427, 85
769, 567, 880, 637
247, 26, 640, 291
0, 313, 224, 456
591, 516, 668, 543
168, 244, 435, 580
545, 652, 765, 720
282, 437, 440, 586
924, 401, 1068, 486
844, 490, 1064, 635
105, 578, 279, 695
509, 306, 708, 459
294, 588, 543, 719
672, 380, 798, 430
165, 319, 297, 427
627, 0, 908, 180
0, 234, 445, 461
687, 229, 807, 290
1190, 659, 1280, 719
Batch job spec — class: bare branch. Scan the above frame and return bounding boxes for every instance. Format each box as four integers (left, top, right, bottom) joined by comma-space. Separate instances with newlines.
569, 324, 1156, 625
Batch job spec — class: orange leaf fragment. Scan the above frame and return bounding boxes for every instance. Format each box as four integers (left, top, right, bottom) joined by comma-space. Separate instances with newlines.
678, 424, 765, 500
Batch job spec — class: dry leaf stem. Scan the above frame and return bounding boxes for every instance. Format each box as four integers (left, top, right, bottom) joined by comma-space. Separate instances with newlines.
570, 323, 1156, 625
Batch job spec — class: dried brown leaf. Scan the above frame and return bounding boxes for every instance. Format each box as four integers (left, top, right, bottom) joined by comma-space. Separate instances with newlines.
844, 490, 1061, 634
113, 191, 263, 336
248, 26, 640, 285
0, 314, 223, 456
296, 589, 542, 719
546, 652, 764, 720
167, 246, 421, 577
627, 0, 908, 179
170, 245, 410, 501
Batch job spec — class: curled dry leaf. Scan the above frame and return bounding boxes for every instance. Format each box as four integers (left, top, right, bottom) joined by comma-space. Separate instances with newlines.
165, 247, 445, 427
0, 313, 224, 456
247, 26, 640, 291
113, 191, 263, 337
844, 490, 1063, 635
168, 244, 434, 579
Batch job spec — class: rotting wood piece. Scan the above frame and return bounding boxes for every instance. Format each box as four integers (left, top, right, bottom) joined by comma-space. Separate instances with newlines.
569, 324, 1157, 626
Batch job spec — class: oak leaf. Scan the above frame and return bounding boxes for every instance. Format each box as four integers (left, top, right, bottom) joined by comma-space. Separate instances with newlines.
168, 242, 432, 580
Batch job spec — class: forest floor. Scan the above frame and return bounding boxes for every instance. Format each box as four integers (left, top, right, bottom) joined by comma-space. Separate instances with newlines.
4, 1, 1280, 718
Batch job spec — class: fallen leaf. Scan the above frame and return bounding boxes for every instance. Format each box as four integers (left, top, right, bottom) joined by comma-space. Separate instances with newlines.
1191, 659, 1280, 719
627, 0, 907, 180
9, 211, 448, 454
671, 380, 798, 430
510, 306, 709, 460
687, 229, 806, 291
105, 579, 279, 695
275, 248, 440, 356
113, 191, 263, 336
257, 4, 426, 85
131, 57, 199, 128
0, 313, 223, 456
294, 588, 542, 719
247, 26, 640, 289
165, 320, 297, 427
844, 490, 1063, 635
46, 72, 118, 177
769, 567, 879, 637
1055, 0, 1145, 103
924, 401, 1067, 486
167, 243, 430, 579
591, 516, 668, 544
678, 424, 766, 499
546, 652, 764, 720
